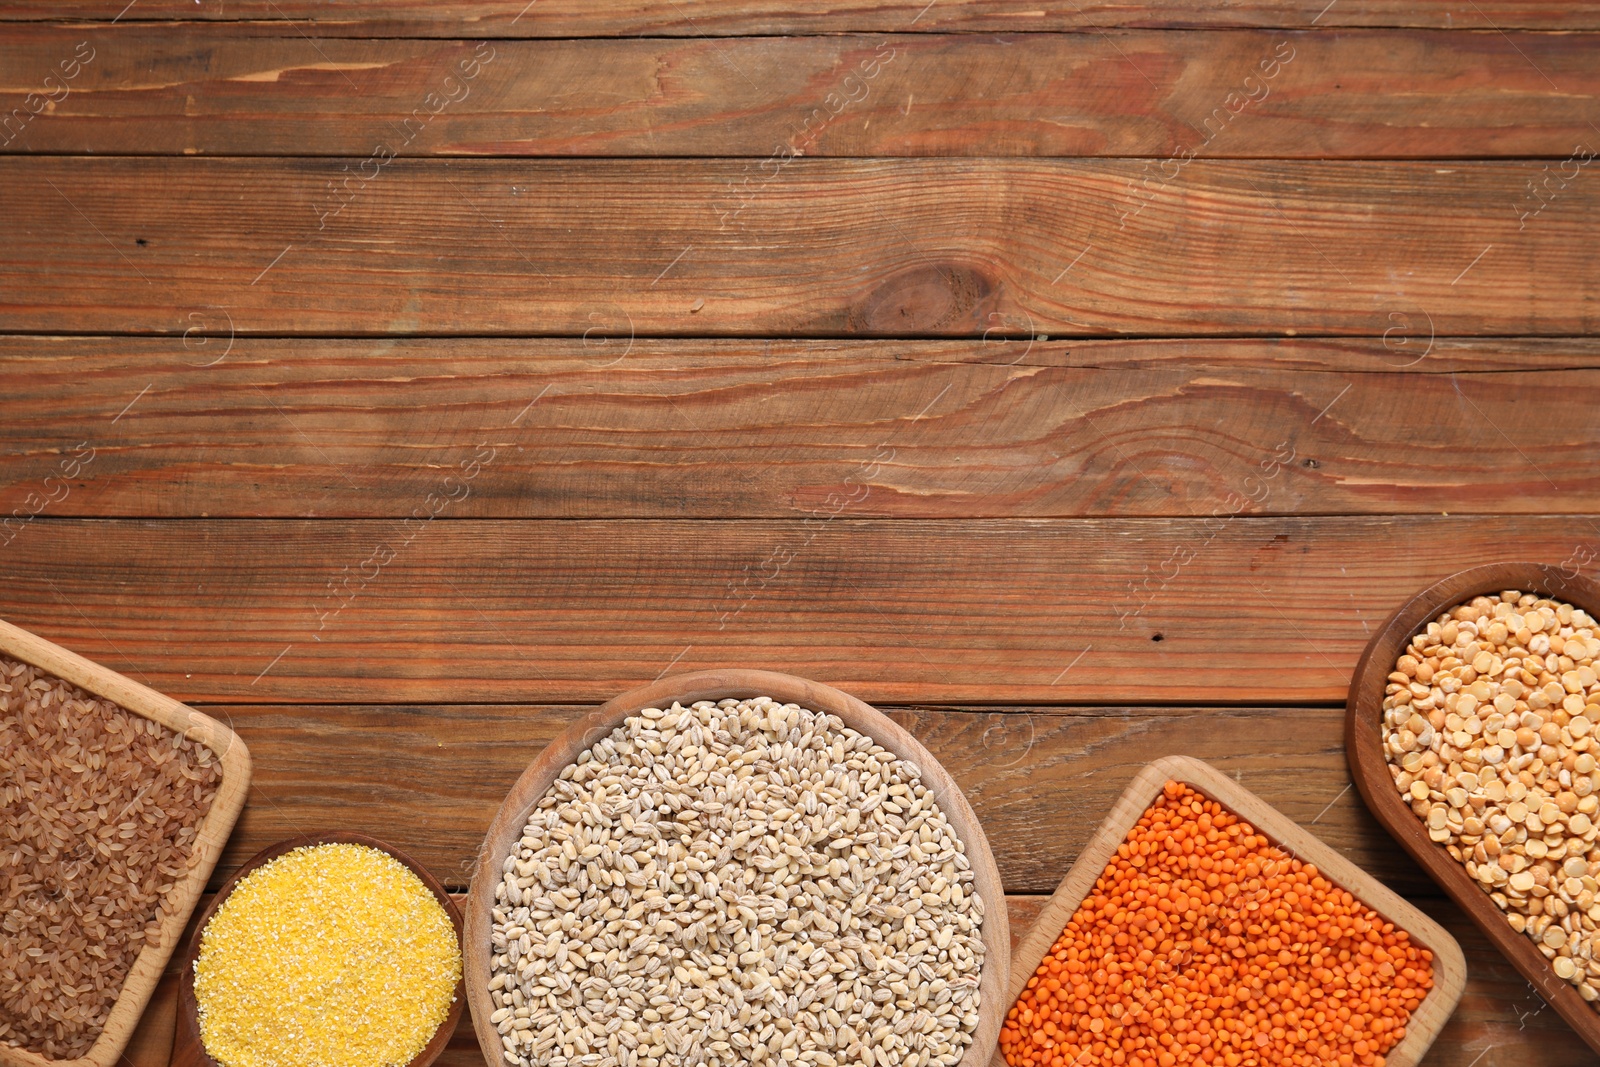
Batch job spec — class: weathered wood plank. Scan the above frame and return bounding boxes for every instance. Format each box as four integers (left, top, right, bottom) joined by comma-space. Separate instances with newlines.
2, 517, 1596, 705
5, 158, 1595, 337
195, 703, 1409, 893
2, 1, 1596, 34
4, 336, 1599, 519
4, 29, 1596, 157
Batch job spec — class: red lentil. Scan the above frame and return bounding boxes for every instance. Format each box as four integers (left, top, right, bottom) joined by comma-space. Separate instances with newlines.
1000, 782, 1434, 1067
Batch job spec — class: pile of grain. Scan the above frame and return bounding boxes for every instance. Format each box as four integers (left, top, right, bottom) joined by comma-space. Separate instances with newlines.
1000, 782, 1433, 1067
194, 843, 462, 1067
0, 655, 223, 1060
1382, 590, 1600, 1002
488, 697, 986, 1067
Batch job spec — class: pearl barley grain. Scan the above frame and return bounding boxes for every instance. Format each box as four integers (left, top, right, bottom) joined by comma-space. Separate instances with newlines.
488, 697, 986, 1067
1383, 590, 1600, 1006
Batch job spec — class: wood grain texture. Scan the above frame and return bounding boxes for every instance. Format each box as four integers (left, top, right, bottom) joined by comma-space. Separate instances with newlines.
177, 702, 1444, 897
117, 974, 176, 1067
1348, 563, 1600, 1055
0, 618, 250, 1067
2, 1, 1598, 33
4, 158, 1596, 337
4, 337, 1600, 519
463, 670, 1007, 1067
998, 755, 1466, 1067
4, 29, 1597, 157
4, 517, 1600, 705
3, 2, 1593, 1064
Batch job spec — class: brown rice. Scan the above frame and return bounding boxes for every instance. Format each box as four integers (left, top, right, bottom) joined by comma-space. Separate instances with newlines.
0, 654, 223, 1059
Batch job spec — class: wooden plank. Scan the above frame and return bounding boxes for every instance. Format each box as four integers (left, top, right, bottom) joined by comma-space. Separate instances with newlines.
3, 516, 1598, 705
134, 893, 1593, 1067
5, 336, 1600, 519
121, 974, 176, 1067
197, 703, 1421, 894
5, 29, 1597, 157
4, 158, 1596, 337
2, 2, 1598, 34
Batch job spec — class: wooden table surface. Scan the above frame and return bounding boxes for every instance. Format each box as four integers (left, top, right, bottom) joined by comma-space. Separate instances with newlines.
3, 4, 1598, 1066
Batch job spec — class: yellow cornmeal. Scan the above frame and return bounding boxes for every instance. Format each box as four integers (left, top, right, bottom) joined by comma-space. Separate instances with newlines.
193, 843, 461, 1067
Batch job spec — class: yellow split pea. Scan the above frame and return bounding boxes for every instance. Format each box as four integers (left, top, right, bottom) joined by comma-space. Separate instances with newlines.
194, 843, 461, 1067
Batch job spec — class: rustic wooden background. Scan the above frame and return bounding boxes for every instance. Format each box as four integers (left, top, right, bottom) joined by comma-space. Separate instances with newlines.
3, 2, 1598, 1065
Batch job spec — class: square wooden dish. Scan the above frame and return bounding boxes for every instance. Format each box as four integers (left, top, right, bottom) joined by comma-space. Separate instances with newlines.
0, 618, 251, 1067
995, 755, 1465, 1067
1347, 562, 1600, 1054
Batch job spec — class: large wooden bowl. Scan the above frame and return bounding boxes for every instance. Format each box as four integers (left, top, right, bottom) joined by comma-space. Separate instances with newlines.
0, 618, 250, 1067
1347, 562, 1600, 1054
998, 756, 1465, 1067
465, 668, 1010, 1067
172, 832, 465, 1067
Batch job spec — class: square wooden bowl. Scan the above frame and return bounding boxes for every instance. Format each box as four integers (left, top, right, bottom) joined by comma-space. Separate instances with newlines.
1347, 562, 1600, 1054
0, 618, 251, 1067
996, 755, 1465, 1067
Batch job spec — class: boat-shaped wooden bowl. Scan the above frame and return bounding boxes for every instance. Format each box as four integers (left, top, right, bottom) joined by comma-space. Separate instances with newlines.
999, 756, 1465, 1067
172, 832, 465, 1067
0, 618, 250, 1067
1348, 561, 1600, 1054
465, 668, 1009, 1067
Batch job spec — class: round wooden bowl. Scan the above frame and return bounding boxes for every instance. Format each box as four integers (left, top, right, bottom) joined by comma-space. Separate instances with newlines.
1347, 562, 1600, 1055
465, 668, 1010, 1067
172, 832, 465, 1067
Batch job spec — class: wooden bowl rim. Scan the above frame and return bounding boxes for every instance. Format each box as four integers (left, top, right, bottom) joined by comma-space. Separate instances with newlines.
0, 617, 251, 1067
1346, 561, 1600, 1054
173, 832, 466, 1067
994, 755, 1466, 1067
464, 668, 1010, 1067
